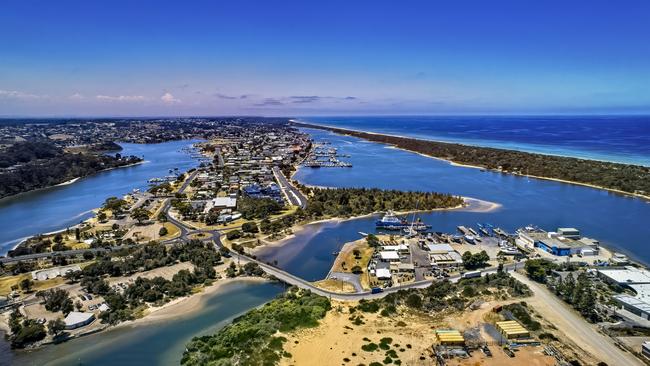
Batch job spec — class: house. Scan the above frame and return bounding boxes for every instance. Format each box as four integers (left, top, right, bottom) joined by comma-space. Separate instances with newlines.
379, 251, 400, 262
203, 197, 237, 213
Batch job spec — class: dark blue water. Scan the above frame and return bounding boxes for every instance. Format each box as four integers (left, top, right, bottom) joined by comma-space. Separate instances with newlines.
7, 281, 282, 366
298, 116, 650, 166
0, 140, 201, 255
257, 127, 650, 279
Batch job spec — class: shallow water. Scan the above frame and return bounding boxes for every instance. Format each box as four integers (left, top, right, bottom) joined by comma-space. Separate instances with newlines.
6, 281, 282, 366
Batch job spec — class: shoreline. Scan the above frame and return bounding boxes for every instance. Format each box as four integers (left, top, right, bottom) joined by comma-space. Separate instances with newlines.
252, 196, 498, 255
293, 121, 650, 202
0, 159, 147, 204
119, 276, 269, 327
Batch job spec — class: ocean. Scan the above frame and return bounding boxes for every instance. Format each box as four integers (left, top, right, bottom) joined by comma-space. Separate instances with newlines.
298, 115, 650, 166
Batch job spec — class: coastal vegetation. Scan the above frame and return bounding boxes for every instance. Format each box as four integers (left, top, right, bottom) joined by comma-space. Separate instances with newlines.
0, 141, 142, 199
303, 187, 464, 217
182, 288, 330, 366
355, 269, 530, 315
69, 240, 223, 324
245, 187, 462, 238
293, 122, 650, 197
525, 259, 601, 322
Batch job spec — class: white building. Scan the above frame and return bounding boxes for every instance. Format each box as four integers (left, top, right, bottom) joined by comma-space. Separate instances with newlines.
64, 311, 95, 330
32, 264, 81, 281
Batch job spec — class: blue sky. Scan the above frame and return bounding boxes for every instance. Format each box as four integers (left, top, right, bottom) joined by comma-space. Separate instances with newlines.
1, 0, 649, 116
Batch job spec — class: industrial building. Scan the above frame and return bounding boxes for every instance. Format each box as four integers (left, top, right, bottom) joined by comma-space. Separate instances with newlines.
434, 329, 465, 346
426, 244, 463, 268
598, 266, 650, 319
496, 320, 530, 339
516, 226, 599, 256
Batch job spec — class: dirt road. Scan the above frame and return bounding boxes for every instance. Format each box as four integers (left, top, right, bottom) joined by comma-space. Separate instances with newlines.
512, 272, 643, 366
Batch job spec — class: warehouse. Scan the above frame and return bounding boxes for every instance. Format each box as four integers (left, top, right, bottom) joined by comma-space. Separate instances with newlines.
496, 320, 529, 339
434, 329, 465, 346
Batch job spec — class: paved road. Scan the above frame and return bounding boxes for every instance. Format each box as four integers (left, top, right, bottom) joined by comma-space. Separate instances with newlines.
0, 245, 137, 264
272, 166, 307, 209
512, 272, 643, 366
328, 271, 364, 292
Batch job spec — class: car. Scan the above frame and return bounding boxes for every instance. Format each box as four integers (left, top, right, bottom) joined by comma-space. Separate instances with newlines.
371, 287, 384, 294
86, 294, 93, 300
79, 295, 87, 301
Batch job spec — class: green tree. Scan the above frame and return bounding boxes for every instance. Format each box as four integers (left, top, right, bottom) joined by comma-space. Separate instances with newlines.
131, 208, 151, 224
47, 318, 66, 337
241, 221, 259, 233
19, 278, 33, 292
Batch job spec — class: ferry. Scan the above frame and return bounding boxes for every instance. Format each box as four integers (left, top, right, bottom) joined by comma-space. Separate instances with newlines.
376, 211, 408, 230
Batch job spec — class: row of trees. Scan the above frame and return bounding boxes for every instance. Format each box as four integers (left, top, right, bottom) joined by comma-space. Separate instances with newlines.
297, 123, 650, 196
524, 259, 600, 322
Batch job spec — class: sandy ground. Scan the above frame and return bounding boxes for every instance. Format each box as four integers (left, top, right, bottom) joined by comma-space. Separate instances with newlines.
313, 279, 356, 294
281, 299, 557, 366
511, 272, 645, 366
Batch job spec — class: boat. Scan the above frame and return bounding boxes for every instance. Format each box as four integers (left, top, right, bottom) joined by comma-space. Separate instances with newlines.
376, 211, 408, 230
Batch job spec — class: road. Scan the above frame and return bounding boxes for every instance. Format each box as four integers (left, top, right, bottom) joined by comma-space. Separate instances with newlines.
272, 166, 307, 209
512, 272, 644, 366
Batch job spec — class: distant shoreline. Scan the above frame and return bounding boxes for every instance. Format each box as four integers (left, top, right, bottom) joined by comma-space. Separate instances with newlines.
291, 120, 650, 201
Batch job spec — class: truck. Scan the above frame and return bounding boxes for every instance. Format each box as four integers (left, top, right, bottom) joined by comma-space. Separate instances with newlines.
462, 270, 482, 279
371, 287, 384, 294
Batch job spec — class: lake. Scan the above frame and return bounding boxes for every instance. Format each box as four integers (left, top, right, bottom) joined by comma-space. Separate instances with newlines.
0, 139, 201, 255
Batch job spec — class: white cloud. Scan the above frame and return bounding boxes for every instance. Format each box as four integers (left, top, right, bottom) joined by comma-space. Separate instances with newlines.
96, 94, 147, 102
69, 93, 85, 100
161, 92, 181, 104
0, 89, 42, 99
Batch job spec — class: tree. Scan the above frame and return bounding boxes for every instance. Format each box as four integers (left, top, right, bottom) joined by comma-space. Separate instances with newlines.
159, 227, 168, 236
97, 211, 108, 222
75, 228, 81, 241
131, 208, 151, 224
47, 318, 66, 337
351, 265, 363, 274
19, 278, 33, 292
226, 230, 242, 241
11, 319, 46, 348
462, 250, 490, 270
226, 262, 237, 278
405, 294, 422, 308
352, 249, 361, 259
75, 300, 83, 311
241, 221, 259, 233
366, 234, 380, 248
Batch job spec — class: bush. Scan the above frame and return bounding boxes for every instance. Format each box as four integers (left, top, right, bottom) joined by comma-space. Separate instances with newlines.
241, 221, 259, 233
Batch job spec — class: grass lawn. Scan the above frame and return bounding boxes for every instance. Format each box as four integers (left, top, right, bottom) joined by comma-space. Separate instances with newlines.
0, 274, 66, 296
331, 239, 375, 290
161, 222, 181, 239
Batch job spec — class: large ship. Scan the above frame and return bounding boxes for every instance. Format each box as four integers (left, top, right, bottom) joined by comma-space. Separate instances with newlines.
376, 211, 432, 232
375, 211, 408, 230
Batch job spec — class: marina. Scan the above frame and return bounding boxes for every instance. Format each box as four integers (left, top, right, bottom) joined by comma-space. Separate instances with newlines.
302, 141, 352, 168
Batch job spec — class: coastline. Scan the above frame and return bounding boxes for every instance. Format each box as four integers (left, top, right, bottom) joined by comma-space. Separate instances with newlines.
252, 196, 498, 255
0, 159, 147, 204
119, 276, 269, 327
293, 121, 650, 202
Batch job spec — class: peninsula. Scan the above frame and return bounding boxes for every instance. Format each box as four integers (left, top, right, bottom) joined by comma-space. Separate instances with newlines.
291, 121, 650, 199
